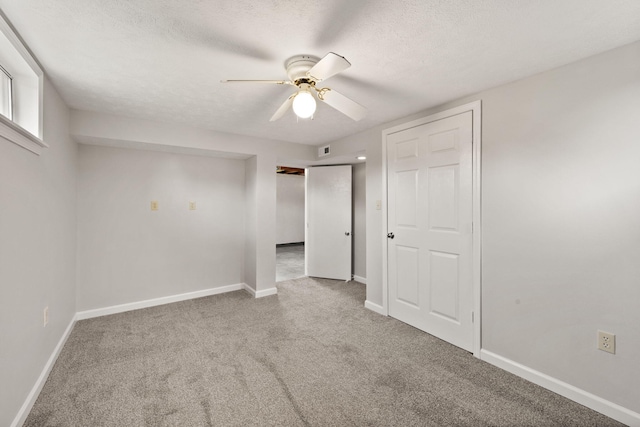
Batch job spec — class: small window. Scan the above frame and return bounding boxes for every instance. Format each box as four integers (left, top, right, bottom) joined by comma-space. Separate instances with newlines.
0, 13, 46, 154
0, 64, 12, 120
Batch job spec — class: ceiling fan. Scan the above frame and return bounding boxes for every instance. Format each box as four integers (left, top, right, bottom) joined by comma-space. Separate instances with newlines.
222, 52, 366, 122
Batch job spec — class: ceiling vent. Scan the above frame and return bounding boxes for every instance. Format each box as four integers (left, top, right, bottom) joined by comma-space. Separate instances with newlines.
318, 145, 331, 157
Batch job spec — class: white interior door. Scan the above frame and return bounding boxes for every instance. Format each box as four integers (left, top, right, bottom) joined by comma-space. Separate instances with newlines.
306, 165, 352, 280
387, 111, 474, 352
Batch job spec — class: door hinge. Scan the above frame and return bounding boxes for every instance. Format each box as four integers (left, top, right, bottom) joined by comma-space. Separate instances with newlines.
471, 311, 475, 323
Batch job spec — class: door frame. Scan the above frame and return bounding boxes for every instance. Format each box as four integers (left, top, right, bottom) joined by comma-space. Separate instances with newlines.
381, 100, 482, 357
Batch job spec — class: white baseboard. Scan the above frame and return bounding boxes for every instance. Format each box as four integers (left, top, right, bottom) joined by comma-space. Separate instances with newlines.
480, 350, 640, 426
243, 283, 278, 298
353, 275, 367, 284
364, 300, 386, 316
75, 284, 245, 320
11, 317, 76, 427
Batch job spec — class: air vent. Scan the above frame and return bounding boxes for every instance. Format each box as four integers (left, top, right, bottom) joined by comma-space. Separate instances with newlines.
318, 145, 330, 157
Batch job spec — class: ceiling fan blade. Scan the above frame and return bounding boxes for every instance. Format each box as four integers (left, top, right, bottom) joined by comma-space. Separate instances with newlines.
221, 80, 291, 85
270, 94, 296, 121
307, 52, 351, 82
318, 89, 366, 121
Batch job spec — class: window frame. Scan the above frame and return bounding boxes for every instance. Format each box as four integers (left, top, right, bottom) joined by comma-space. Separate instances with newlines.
0, 12, 47, 155
0, 63, 12, 120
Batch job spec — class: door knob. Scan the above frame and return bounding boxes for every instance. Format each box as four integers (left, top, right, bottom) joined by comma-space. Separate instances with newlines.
387, 232, 394, 239
345, 232, 351, 236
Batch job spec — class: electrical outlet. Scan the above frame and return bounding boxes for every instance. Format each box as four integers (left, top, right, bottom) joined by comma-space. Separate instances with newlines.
150, 201, 159, 211
43, 306, 49, 327
189, 201, 196, 210
597, 330, 615, 354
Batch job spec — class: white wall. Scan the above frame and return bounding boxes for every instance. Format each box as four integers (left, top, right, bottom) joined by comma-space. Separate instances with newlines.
244, 156, 257, 290
254, 154, 277, 293
352, 162, 366, 280
276, 173, 305, 245
76, 144, 246, 310
326, 40, 640, 419
243, 154, 277, 294
70, 110, 305, 295
70, 109, 316, 163
0, 79, 77, 427
475, 41, 640, 415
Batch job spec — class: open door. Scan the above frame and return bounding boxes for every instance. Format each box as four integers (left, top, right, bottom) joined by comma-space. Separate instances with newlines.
305, 165, 352, 280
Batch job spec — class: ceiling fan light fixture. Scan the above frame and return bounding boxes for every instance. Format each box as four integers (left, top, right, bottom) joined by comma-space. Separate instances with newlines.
292, 90, 316, 119
224, 52, 366, 122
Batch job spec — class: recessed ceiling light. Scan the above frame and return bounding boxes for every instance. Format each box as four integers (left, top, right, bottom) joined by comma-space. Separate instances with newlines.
356, 156, 366, 160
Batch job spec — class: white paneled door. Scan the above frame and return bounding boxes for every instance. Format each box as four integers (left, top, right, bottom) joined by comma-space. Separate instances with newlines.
306, 165, 352, 281
387, 111, 474, 352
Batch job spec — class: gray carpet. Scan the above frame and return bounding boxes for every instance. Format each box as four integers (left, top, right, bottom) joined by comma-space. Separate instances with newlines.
25, 278, 623, 426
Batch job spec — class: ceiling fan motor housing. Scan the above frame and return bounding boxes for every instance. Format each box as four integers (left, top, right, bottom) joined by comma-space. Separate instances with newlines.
285, 55, 320, 83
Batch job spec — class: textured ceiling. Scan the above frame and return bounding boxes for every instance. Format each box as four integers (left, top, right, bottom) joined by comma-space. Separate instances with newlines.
1, 0, 640, 146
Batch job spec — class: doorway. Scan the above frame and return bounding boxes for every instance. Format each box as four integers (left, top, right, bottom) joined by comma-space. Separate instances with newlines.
276, 166, 306, 282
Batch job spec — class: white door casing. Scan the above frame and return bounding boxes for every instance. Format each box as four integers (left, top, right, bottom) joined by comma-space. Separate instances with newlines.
383, 102, 481, 355
306, 165, 352, 280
